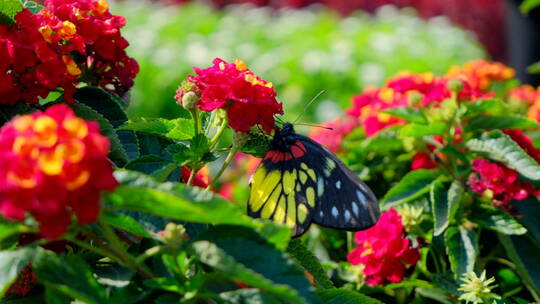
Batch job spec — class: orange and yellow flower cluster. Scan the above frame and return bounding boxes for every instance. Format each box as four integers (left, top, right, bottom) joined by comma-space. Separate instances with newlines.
0, 104, 117, 238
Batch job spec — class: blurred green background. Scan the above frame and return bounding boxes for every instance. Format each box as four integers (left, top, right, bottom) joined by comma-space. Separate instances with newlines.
112, 1, 485, 123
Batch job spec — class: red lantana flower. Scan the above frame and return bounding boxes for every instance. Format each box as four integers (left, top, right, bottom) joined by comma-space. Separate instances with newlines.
469, 158, 538, 210
0, 0, 138, 105
0, 104, 117, 238
176, 58, 283, 133
411, 152, 437, 170
347, 208, 420, 286
180, 166, 210, 189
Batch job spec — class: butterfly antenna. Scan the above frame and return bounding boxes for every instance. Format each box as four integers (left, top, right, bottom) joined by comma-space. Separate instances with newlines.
293, 90, 326, 124
295, 122, 334, 130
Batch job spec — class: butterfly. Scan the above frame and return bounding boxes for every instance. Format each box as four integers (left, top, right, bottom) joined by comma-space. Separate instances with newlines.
247, 122, 380, 237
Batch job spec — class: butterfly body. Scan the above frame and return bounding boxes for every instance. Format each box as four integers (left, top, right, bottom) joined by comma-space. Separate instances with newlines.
248, 123, 380, 237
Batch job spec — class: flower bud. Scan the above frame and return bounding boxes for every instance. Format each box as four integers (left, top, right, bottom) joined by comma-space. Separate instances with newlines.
407, 91, 424, 107
447, 79, 463, 92
396, 205, 423, 231
160, 223, 188, 250
182, 91, 198, 112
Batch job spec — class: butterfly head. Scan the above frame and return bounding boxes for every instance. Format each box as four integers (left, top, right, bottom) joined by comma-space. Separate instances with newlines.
271, 122, 297, 151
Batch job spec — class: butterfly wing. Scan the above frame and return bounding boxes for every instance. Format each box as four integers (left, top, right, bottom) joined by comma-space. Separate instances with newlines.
247, 133, 379, 237
298, 135, 380, 230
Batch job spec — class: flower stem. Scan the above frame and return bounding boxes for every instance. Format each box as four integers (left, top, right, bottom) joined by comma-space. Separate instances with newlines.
207, 144, 239, 191
186, 167, 198, 186
209, 116, 228, 151
135, 245, 164, 264
191, 108, 201, 135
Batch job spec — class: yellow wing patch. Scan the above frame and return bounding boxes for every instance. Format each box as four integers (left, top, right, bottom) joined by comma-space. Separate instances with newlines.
248, 160, 321, 232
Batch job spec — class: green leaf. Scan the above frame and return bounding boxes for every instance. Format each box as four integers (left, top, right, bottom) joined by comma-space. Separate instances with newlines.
399, 121, 446, 138
191, 240, 309, 304
100, 210, 152, 238
125, 155, 178, 181
528, 61, 540, 74
105, 170, 290, 236
462, 99, 506, 118
33, 251, 107, 304
445, 226, 478, 279
358, 129, 403, 152
316, 288, 383, 304
513, 197, 540, 242
0, 0, 22, 25
0, 218, 26, 243
520, 0, 540, 13
470, 205, 526, 235
0, 247, 37, 295
120, 118, 194, 141
382, 169, 441, 208
20, 0, 43, 14
71, 102, 129, 166
431, 181, 462, 236
499, 233, 540, 295
466, 130, 540, 181
220, 289, 282, 304
287, 238, 334, 289
465, 115, 538, 132
73, 87, 138, 161
383, 107, 428, 124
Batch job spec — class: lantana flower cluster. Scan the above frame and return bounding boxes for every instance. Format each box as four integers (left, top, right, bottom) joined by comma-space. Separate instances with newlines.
0, 104, 117, 238
0, 0, 138, 105
347, 208, 420, 286
469, 158, 538, 210
175, 58, 283, 133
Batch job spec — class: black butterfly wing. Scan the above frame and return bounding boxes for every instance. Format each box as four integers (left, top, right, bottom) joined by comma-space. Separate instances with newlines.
247, 132, 379, 237
297, 135, 380, 231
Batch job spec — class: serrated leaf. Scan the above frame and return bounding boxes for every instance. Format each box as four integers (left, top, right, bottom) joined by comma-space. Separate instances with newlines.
316, 288, 383, 304
120, 118, 194, 141
73, 87, 138, 161
191, 240, 308, 304
287, 238, 334, 289
0, 247, 37, 295
382, 169, 441, 208
34, 251, 107, 304
399, 121, 446, 138
499, 233, 540, 295
71, 102, 129, 166
105, 170, 291, 237
465, 115, 538, 132
101, 210, 152, 238
383, 107, 428, 124
462, 99, 506, 118
466, 130, 540, 180
445, 226, 478, 279
0, 0, 22, 25
470, 205, 526, 235
431, 181, 462, 236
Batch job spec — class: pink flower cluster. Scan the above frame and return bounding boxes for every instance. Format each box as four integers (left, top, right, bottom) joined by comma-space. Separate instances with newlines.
347, 208, 420, 286
0, 0, 138, 105
176, 58, 283, 133
469, 158, 538, 209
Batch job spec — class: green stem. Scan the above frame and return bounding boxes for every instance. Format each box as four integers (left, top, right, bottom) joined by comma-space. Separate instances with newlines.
207, 144, 239, 191
135, 246, 164, 264
209, 116, 228, 151
191, 108, 201, 135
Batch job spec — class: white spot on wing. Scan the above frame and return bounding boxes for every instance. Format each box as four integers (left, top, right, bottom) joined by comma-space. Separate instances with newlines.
335, 180, 341, 189
352, 201, 359, 217
344, 210, 351, 222
319, 210, 324, 218
317, 178, 324, 197
332, 206, 339, 218
356, 190, 367, 205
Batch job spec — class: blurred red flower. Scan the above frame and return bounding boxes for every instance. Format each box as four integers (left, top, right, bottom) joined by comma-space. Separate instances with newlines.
308, 117, 359, 153
469, 158, 537, 210
347, 208, 420, 286
411, 152, 437, 170
177, 58, 283, 133
0, 104, 117, 238
180, 166, 210, 188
